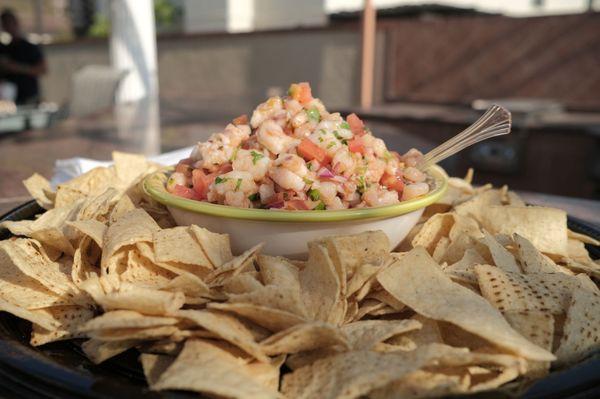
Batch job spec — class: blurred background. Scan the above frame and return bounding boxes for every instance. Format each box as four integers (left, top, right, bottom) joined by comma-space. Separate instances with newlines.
0, 0, 599, 203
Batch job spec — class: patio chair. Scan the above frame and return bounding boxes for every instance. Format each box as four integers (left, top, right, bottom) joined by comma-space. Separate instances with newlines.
68, 65, 128, 118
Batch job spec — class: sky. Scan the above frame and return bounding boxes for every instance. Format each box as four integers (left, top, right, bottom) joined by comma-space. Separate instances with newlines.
325, 0, 595, 16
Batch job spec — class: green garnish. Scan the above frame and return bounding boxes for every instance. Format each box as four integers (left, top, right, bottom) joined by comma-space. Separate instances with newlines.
250, 151, 264, 165
308, 189, 321, 201
307, 162, 313, 171
314, 202, 326, 210
383, 150, 392, 162
357, 175, 367, 193
307, 108, 321, 122
215, 177, 229, 184
303, 177, 313, 185
318, 137, 324, 143
230, 146, 240, 161
327, 141, 336, 149
333, 130, 343, 140
248, 193, 259, 201
319, 129, 327, 135
340, 121, 350, 130
235, 178, 242, 191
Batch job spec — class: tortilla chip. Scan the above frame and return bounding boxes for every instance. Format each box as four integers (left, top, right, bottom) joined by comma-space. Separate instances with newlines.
175, 309, 268, 362
0, 297, 60, 330
555, 289, 600, 365
153, 226, 213, 269
377, 248, 554, 361
109, 195, 137, 223
353, 299, 386, 321
366, 290, 405, 311
140, 353, 175, 387
404, 315, 444, 346
475, 264, 577, 314
89, 325, 180, 341
443, 248, 485, 285
454, 188, 505, 221
318, 231, 390, 293
23, 173, 54, 209
67, 219, 107, 247
80, 310, 178, 333
504, 310, 554, 377
120, 249, 177, 288
80, 279, 185, 316
30, 305, 94, 346
189, 225, 233, 268
412, 213, 455, 254
347, 263, 380, 298
514, 233, 563, 273
260, 321, 348, 356
208, 302, 306, 332
568, 229, 600, 246
159, 273, 213, 299
369, 369, 468, 399
480, 232, 521, 273
0, 239, 79, 297
101, 209, 160, 272
206, 243, 262, 287
432, 236, 450, 262
342, 319, 421, 350
299, 243, 342, 324
282, 344, 483, 399
246, 355, 285, 392
112, 151, 150, 185
481, 206, 567, 257
82, 338, 138, 364
152, 339, 279, 398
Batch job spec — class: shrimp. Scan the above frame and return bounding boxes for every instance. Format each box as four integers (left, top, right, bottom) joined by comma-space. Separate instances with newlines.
274, 153, 308, 177
403, 166, 427, 183
313, 181, 338, 206
269, 167, 305, 192
401, 182, 429, 201
363, 186, 399, 207
250, 96, 285, 128
364, 156, 386, 184
258, 180, 275, 203
256, 120, 298, 155
331, 149, 356, 176
189, 123, 250, 171
232, 149, 271, 181
208, 171, 257, 204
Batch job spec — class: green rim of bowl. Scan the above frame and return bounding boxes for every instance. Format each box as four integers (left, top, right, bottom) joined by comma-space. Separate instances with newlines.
143, 165, 448, 222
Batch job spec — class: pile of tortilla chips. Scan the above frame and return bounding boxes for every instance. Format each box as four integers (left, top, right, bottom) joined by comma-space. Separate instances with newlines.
0, 155, 598, 399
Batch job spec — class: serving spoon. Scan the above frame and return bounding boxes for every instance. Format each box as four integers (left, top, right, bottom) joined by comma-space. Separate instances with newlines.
417, 104, 511, 171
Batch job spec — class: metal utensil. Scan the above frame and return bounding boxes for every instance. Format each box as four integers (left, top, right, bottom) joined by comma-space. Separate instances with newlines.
417, 104, 511, 170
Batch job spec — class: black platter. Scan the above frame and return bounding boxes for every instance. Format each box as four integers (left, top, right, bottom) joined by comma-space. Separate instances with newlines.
0, 201, 598, 399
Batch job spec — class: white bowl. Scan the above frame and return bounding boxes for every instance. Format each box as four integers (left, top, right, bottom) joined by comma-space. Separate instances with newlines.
144, 166, 448, 258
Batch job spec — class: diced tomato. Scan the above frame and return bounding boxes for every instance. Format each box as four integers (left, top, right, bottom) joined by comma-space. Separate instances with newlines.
232, 114, 248, 125
347, 113, 366, 136
381, 172, 405, 193
172, 184, 203, 200
297, 138, 330, 164
348, 137, 366, 154
289, 82, 313, 105
285, 199, 311, 210
192, 169, 211, 199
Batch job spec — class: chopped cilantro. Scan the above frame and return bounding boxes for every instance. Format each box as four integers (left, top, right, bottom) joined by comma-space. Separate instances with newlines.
333, 130, 343, 140
341, 139, 348, 146
307, 162, 313, 171
313, 202, 326, 210
303, 177, 313, 185
383, 151, 392, 162
327, 141, 336, 149
357, 175, 367, 193
248, 193, 259, 201
250, 151, 264, 165
307, 108, 321, 123
215, 177, 229, 184
230, 146, 240, 161
340, 121, 350, 130
319, 129, 327, 135
235, 178, 243, 191
308, 189, 321, 201
318, 137, 324, 143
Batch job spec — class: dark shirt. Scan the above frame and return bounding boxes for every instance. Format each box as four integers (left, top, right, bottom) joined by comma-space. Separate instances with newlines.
1, 38, 44, 104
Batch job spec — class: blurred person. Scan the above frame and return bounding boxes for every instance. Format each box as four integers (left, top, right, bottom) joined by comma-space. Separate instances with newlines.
0, 8, 47, 105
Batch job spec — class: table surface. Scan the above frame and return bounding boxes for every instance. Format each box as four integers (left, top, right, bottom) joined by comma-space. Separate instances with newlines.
1, 106, 599, 226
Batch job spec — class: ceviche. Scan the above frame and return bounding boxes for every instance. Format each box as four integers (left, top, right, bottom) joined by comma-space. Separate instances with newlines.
167, 83, 430, 210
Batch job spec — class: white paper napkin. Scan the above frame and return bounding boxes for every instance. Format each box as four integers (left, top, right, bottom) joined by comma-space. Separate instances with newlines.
51, 146, 194, 186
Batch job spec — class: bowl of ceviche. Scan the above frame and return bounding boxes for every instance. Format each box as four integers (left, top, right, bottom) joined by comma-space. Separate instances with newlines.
144, 83, 448, 257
